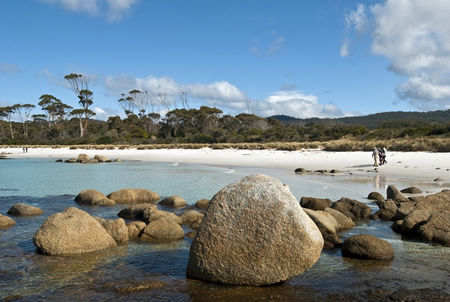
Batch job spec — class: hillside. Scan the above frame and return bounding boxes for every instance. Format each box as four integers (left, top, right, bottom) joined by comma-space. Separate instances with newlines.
270, 110, 450, 129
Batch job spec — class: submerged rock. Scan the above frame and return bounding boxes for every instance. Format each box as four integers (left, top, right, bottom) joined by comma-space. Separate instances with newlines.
187, 174, 323, 286
33, 207, 117, 255
7, 203, 43, 216
107, 188, 159, 204
118, 203, 157, 220
140, 217, 184, 242
342, 234, 394, 260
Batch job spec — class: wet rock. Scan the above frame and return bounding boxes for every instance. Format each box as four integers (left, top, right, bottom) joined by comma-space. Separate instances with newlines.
7, 203, 43, 216
159, 195, 187, 208
433, 177, 444, 182
303, 208, 342, 249
330, 169, 341, 174
118, 203, 157, 220
300, 197, 332, 211
324, 208, 355, 230
331, 197, 371, 221
127, 221, 147, 239
0, 214, 15, 229
295, 168, 307, 174
342, 234, 394, 260
401, 210, 431, 235
185, 231, 197, 239
401, 186, 422, 194
107, 188, 159, 204
64, 158, 77, 163
114, 158, 123, 162
95, 217, 128, 244
77, 154, 90, 163
314, 169, 328, 173
180, 210, 204, 229
418, 212, 450, 246
386, 185, 409, 202
367, 192, 384, 202
140, 217, 184, 242
33, 207, 117, 255
195, 199, 210, 210
55, 159, 63, 162
75, 189, 115, 206
187, 174, 323, 286
373, 199, 398, 220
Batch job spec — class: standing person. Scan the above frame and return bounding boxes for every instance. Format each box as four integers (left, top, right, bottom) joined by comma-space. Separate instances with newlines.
381, 146, 387, 165
372, 147, 379, 167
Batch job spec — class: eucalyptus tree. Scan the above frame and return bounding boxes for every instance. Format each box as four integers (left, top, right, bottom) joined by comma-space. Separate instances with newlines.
118, 93, 136, 117
0, 106, 16, 139
179, 91, 190, 109
64, 73, 95, 137
14, 104, 36, 137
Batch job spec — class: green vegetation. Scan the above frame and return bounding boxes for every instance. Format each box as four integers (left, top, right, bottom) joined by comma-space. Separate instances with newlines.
0, 73, 449, 151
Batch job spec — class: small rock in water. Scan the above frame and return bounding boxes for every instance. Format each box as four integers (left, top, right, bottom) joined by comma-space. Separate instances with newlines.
342, 234, 394, 260
0, 214, 16, 229
7, 203, 43, 216
433, 177, 444, 182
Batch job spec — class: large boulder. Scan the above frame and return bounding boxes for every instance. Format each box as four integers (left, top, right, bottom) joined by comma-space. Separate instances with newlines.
195, 199, 210, 210
331, 198, 371, 221
342, 234, 394, 260
367, 192, 384, 202
179, 210, 204, 229
187, 174, 324, 286
7, 203, 43, 216
140, 217, 184, 242
159, 195, 187, 208
0, 214, 15, 229
118, 203, 157, 220
413, 190, 449, 213
303, 208, 342, 249
107, 188, 159, 204
387, 185, 409, 202
418, 212, 450, 246
324, 208, 355, 230
401, 187, 422, 194
300, 197, 332, 211
95, 217, 128, 244
33, 207, 117, 255
74, 189, 115, 206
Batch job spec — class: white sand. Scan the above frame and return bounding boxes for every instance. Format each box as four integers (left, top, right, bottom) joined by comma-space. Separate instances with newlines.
1, 147, 449, 182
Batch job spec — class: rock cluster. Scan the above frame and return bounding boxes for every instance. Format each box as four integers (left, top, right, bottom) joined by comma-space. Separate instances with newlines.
61, 154, 122, 164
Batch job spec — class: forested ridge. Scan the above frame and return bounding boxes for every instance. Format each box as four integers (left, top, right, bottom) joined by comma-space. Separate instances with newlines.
0, 73, 449, 148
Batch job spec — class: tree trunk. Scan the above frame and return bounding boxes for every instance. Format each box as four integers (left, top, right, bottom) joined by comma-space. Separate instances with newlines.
79, 118, 84, 137
82, 118, 89, 137
9, 122, 14, 139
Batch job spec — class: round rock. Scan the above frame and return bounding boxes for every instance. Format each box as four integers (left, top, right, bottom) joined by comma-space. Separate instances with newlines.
187, 174, 324, 286
75, 189, 115, 206
7, 203, 43, 216
159, 195, 187, 208
107, 188, 159, 204
0, 214, 16, 229
342, 234, 394, 260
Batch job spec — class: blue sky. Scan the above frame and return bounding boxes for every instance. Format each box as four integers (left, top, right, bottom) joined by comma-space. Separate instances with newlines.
1, 0, 449, 120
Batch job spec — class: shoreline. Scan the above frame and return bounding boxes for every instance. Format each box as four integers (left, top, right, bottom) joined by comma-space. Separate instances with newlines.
1, 147, 449, 182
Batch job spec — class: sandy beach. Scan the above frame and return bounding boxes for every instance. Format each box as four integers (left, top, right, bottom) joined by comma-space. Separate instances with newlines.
1, 147, 449, 182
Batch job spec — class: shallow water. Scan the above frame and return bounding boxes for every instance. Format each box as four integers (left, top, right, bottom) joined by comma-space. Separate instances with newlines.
0, 158, 449, 301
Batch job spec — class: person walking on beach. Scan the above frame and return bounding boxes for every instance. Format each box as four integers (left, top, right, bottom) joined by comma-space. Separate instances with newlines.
372, 147, 379, 166
379, 146, 387, 165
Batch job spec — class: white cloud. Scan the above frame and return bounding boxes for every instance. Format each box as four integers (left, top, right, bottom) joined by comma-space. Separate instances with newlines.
93, 106, 119, 120
0, 63, 20, 74
254, 90, 343, 118
345, 0, 450, 109
345, 4, 368, 32
340, 39, 349, 57
41, 0, 137, 20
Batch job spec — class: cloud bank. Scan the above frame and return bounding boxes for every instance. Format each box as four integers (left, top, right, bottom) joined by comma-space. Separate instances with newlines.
104, 75, 344, 118
344, 0, 450, 110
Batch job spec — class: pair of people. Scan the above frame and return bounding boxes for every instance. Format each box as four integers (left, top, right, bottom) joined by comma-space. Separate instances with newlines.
372, 146, 387, 166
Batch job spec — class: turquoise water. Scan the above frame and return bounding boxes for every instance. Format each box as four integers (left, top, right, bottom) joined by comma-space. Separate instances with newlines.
0, 158, 449, 301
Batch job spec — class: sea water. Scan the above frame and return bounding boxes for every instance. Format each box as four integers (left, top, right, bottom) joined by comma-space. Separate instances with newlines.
0, 158, 449, 301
